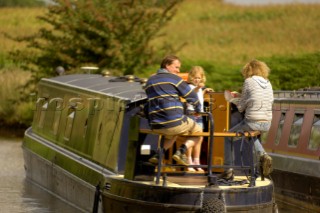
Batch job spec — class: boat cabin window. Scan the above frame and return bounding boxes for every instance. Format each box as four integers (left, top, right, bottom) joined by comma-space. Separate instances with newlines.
97, 123, 103, 143
52, 100, 63, 135
64, 108, 75, 141
38, 101, 48, 129
275, 112, 286, 145
309, 114, 320, 150
260, 132, 267, 144
83, 119, 88, 138
288, 113, 304, 147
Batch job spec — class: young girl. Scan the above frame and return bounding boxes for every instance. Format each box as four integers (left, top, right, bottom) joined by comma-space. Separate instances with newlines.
186, 66, 213, 172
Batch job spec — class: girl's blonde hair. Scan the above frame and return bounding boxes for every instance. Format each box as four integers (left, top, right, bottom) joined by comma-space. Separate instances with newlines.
241, 59, 270, 79
188, 66, 206, 84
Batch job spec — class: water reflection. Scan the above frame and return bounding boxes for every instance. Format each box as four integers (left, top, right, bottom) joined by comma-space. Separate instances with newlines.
22, 179, 80, 213
0, 140, 79, 213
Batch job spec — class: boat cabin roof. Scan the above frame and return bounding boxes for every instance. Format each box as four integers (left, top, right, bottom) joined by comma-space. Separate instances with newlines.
42, 74, 147, 103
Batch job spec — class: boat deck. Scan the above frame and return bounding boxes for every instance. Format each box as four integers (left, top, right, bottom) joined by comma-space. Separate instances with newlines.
112, 174, 272, 189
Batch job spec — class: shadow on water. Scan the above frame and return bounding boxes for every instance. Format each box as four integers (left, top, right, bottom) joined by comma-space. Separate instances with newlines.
0, 126, 26, 139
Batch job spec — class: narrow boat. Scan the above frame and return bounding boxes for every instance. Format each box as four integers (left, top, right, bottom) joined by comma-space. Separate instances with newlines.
23, 72, 278, 212
263, 90, 320, 212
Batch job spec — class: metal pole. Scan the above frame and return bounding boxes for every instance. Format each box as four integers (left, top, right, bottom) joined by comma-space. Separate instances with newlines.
92, 183, 101, 213
206, 112, 214, 175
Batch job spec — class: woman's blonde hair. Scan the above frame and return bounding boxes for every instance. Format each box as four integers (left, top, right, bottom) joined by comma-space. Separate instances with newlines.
188, 66, 206, 84
241, 59, 270, 79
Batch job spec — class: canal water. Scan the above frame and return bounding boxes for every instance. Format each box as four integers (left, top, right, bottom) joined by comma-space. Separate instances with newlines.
0, 136, 79, 213
0, 135, 305, 213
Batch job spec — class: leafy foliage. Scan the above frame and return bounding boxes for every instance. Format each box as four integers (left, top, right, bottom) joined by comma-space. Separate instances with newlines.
265, 52, 320, 90
182, 51, 320, 92
181, 60, 243, 92
9, 0, 183, 86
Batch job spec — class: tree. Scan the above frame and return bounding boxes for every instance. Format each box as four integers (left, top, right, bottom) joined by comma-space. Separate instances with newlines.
9, 0, 183, 84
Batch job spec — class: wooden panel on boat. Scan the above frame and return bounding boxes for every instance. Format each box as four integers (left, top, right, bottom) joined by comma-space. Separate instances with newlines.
204, 92, 229, 170
265, 99, 320, 159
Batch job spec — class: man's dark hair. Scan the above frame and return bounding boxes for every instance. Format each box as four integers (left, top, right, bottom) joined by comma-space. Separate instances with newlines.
160, 55, 180, 69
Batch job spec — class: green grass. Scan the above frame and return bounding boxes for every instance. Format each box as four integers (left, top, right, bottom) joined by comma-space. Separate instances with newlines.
0, 7, 45, 52
0, 68, 33, 126
148, 0, 320, 90
163, 1, 320, 64
0, 7, 44, 126
1, 1, 320, 126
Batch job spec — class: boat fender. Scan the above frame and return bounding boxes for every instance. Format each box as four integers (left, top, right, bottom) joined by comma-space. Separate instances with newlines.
201, 191, 226, 213
105, 183, 111, 191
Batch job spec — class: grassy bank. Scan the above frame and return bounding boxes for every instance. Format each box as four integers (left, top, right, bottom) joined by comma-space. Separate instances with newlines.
158, 0, 320, 90
0, 69, 33, 126
1, 1, 320, 127
166, 0, 320, 65
0, 7, 44, 53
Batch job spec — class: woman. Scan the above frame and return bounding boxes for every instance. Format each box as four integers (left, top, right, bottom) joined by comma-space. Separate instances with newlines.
223, 59, 273, 179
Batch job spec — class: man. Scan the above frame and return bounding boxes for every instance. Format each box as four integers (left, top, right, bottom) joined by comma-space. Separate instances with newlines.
144, 55, 202, 165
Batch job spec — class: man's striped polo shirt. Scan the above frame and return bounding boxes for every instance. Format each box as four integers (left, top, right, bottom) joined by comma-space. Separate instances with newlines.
145, 69, 200, 129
